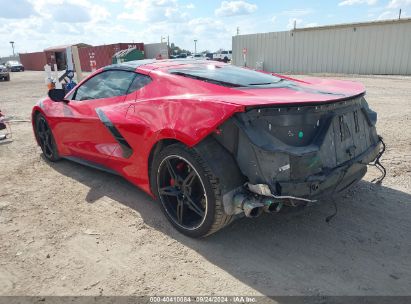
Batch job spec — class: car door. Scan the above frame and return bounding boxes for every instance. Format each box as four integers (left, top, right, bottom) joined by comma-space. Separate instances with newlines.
53, 70, 137, 164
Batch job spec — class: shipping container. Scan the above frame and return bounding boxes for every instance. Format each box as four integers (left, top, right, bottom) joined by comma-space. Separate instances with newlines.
79, 43, 144, 72
112, 48, 145, 64
19, 52, 47, 71
144, 43, 169, 59
44, 44, 91, 71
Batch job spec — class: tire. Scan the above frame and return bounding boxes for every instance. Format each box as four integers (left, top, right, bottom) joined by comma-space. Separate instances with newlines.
34, 113, 61, 161
151, 143, 232, 238
5, 75, 10, 81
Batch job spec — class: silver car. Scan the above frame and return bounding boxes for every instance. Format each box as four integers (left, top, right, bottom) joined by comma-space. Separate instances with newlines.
0, 65, 10, 81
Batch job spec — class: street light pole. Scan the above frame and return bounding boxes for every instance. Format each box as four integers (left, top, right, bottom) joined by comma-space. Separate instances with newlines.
194, 39, 197, 55
9, 41, 15, 57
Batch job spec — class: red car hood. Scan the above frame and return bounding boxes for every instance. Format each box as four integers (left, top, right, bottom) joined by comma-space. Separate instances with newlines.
205, 77, 365, 107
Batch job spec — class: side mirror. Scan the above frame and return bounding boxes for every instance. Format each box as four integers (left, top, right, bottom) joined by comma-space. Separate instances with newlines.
48, 89, 67, 103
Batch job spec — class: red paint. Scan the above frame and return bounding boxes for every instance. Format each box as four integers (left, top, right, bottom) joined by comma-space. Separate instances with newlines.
32, 61, 365, 196
19, 52, 47, 71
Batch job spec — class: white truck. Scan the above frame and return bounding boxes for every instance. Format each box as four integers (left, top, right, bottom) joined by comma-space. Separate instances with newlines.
213, 50, 232, 62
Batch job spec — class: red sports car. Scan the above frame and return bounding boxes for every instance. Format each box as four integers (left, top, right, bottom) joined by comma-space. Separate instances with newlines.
32, 60, 383, 237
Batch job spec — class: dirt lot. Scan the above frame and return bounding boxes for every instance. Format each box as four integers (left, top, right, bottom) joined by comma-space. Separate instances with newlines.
0, 71, 410, 296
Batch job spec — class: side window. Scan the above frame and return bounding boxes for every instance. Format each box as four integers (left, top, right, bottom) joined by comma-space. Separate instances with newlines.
127, 73, 152, 94
74, 70, 136, 101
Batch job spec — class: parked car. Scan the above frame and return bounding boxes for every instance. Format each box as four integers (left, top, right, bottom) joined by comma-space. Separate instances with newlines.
32, 59, 384, 238
205, 53, 214, 60
0, 65, 10, 81
6, 60, 24, 72
213, 50, 232, 62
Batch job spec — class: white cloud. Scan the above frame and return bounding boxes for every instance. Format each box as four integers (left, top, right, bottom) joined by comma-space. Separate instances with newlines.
49, 3, 91, 23
215, 1, 257, 17
119, 0, 189, 23
387, 0, 411, 8
338, 0, 377, 6
271, 16, 277, 23
281, 9, 314, 17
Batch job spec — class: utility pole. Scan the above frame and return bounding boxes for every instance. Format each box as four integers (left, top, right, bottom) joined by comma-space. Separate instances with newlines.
399, 9, 402, 20
194, 39, 198, 55
167, 35, 170, 57
9, 41, 15, 56
236, 26, 240, 35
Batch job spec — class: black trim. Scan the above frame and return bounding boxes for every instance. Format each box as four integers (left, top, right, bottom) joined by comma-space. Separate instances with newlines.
245, 93, 366, 111
64, 156, 119, 175
96, 108, 133, 158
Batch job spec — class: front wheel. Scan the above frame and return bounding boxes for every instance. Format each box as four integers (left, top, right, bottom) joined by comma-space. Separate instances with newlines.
151, 144, 232, 238
35, 114, 60, 161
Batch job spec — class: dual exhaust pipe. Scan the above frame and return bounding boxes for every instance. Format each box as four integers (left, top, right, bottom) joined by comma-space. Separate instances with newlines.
233, 193, 283, 218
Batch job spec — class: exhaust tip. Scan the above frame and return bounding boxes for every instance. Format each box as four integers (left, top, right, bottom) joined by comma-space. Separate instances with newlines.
233, 193, 264, 218
247, 206, 263, 218
263, 199, 283, 213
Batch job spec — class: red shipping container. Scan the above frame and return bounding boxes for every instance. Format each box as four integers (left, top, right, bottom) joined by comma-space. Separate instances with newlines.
19, 52, 47, 71
78, 43, 144, 72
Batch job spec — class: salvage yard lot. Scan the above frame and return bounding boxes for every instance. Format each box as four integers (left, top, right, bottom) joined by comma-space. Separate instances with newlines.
0, 71, 410, 296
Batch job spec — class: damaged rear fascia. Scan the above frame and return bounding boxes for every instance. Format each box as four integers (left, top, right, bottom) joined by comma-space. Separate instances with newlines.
212, 95, 380, 197
235, 96, 375, 156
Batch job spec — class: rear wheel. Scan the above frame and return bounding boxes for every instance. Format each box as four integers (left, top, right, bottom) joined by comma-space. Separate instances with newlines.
152, 144, 232, 238
5, 75, 10, 81
35, 114, 60, 161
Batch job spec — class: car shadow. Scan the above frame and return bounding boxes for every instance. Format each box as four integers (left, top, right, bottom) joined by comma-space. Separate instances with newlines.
46, 158, 411, 296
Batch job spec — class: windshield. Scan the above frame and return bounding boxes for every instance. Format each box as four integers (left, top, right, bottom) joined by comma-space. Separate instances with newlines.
8, 61, 19, 65
169, 65, 282, 88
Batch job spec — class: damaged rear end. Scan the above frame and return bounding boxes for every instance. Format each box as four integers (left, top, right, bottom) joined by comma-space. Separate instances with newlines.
208, 95, 383, 217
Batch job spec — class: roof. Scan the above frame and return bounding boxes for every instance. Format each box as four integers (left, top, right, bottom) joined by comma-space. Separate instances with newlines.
235, 17, 411, 36
294, 17, 411, 32
44, 43, 91, 52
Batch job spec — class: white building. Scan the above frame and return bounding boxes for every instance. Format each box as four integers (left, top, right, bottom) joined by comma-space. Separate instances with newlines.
232, 18, 411, 75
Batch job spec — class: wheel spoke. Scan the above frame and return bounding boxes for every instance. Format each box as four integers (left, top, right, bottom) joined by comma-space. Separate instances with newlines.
38, 131, 45, 140
45, 140, 53, 154
159, 186, 180, 197
165, 159, 179, 181
185, 195, 205, 218
176, 199, 184, 224
183, 170, 196, 188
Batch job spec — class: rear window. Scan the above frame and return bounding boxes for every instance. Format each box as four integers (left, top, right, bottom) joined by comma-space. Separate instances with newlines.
169, 65, 282, 88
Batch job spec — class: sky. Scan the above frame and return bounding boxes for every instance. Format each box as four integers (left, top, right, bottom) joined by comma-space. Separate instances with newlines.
0, 0, 410, 57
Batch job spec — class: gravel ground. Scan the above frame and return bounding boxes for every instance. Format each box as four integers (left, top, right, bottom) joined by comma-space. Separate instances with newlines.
0, 71, 410, 296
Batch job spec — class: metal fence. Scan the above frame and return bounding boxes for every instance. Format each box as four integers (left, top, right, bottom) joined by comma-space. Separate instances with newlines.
232, 18, 411, 75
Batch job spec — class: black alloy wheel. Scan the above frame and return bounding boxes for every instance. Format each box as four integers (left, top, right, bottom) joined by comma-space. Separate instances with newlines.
152, 144, 233, 238
35, 114, 60, 161
157, 155, 207, 230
